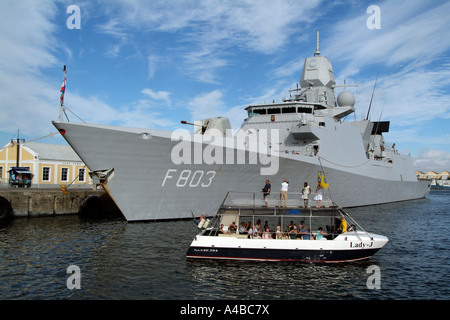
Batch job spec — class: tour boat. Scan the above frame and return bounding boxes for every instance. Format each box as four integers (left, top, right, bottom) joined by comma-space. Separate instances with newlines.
186, 191, 388, 262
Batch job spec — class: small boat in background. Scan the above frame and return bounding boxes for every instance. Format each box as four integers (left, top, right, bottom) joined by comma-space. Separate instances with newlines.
186, 191, 388, 262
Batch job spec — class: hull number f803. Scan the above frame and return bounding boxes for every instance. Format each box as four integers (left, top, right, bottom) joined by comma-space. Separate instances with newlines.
161, 169, 216, 188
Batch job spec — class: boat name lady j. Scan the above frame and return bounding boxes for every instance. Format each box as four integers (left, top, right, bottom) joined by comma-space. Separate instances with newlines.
350, 241, 374, 248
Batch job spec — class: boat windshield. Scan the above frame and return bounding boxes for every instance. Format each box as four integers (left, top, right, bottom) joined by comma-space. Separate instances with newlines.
197, 191, 366, 241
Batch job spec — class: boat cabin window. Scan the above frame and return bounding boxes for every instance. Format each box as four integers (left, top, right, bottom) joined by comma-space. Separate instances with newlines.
282, 107, 296, 114
267, 108, 281, 115
248, 105, 314, 117
252, 108, 267, 115
298, 106, 313, 114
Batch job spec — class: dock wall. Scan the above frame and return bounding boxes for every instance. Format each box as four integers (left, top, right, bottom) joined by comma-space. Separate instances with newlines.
0, 189, 122, 219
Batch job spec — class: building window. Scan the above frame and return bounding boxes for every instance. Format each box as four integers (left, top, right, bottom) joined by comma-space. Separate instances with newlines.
61, 168, 68, 182
42, 167, 50, 181
78, 168, 85, 182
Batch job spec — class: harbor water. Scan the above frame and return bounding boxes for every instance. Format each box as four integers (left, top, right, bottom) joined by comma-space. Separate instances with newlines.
0, 190, 449, 300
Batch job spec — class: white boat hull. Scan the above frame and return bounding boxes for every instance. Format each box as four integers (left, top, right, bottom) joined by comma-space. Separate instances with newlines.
186, 231, 388, 262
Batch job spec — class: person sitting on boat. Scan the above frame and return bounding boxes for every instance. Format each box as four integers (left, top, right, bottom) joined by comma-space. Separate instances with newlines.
262, 228, 271, 239
247, 222, 258, 238
315, 227, 326, 240
339, 217, 347, 233
252, 225, 261, 239
276, 226, 282, 239
288, 225, 298, 239
218, 224, 225, 234
228, 221, 237, 233
247, 225, 253, 238
287, 221, 295, 232
255, 219, 262, 236
298, 221, 310, 240
239, 222, 247, 234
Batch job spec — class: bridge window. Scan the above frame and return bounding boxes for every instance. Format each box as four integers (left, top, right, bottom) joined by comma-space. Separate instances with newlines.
251, 108, 267, 115
298, 107, 313, 114
282, 107, 296, 113
267, 108, 281, 114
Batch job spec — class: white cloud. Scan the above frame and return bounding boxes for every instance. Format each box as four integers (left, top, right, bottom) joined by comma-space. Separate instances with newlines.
105, 44, 121, 58
324, 1, 450, 78
0, 1, 59, 74
96, 17, 129, 40
62, 90, 175, 130
187, 90, 227, 121
413, 149, 450, 172
96, 0, 323, 83
350, 65, 450, 125
146, 55, 159, 79
141, 88, 171, 104
0, 1, 62, 139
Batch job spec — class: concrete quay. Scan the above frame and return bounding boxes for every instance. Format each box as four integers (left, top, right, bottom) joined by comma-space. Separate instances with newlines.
0, 188, 122, 220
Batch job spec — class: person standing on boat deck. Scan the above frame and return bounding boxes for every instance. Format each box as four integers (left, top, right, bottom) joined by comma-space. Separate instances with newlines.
314, 183, 323, 208
261, 180, 271, 207
339, 217, 347, 233
301, 182, 311, 208
278, 179, 289, 208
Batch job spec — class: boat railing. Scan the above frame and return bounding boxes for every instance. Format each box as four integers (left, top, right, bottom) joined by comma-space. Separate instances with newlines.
198, 191, 371, 241
220, 190, 335, 209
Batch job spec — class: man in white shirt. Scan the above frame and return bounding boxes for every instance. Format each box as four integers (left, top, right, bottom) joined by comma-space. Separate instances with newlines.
278, 179, 289, 208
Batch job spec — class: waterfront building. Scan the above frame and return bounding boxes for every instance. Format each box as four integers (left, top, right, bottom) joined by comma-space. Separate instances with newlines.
0, 142, 92, 188
425, 171, 439, 180
440, 171, 449, 180
415, 171, 425, 179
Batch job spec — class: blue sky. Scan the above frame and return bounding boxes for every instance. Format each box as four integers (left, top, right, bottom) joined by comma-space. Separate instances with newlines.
1, 0, 449, 172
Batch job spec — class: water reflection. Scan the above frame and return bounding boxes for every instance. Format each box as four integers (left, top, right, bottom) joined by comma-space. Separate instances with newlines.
186, 259, 381, 300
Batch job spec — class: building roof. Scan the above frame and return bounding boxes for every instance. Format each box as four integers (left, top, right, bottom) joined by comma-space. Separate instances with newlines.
23, 142, 82, 162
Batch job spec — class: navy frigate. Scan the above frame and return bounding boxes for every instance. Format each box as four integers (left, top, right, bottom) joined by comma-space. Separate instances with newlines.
53, 32, 430, 221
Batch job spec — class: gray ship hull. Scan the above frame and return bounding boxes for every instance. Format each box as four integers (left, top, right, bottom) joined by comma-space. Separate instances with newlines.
52, 121, 430, 221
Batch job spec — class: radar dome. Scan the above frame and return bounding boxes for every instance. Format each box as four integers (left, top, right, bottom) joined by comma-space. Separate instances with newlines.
337, 91, 355, 108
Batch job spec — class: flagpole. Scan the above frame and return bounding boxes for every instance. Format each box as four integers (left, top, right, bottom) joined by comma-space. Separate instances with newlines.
317, 157, 334, 205
59, 65, 67, 121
